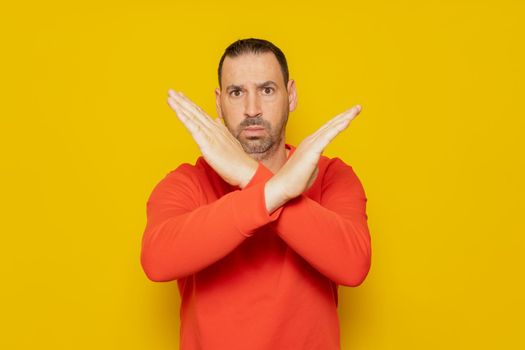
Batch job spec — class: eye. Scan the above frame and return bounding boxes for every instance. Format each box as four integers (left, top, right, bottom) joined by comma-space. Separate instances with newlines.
263, 87, 274, 95
229, 89, 242, 97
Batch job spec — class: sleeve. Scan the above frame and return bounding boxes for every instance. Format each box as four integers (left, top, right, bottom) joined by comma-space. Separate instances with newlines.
271, 158, 372, 287
140, 162, 283, 282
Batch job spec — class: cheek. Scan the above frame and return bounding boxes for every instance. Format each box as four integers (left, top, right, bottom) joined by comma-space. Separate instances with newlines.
225, 95, 245, 107
221, 104, 243, 128
262, 97, 288, 116
223, 98, 243, 114
221, 100, 237, 117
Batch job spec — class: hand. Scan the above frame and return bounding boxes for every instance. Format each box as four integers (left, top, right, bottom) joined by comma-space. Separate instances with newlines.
265, 105, 362, 210
167, 89, 258, 188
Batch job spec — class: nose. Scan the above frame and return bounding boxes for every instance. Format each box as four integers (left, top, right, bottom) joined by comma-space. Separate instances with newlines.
244, 91, 262, 118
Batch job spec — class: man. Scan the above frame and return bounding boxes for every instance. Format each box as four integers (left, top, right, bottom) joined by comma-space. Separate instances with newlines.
140, 38, 371, 350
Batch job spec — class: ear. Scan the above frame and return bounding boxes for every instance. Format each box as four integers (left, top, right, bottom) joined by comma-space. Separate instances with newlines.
214, 87, 224, 119
287, 79, 297, 112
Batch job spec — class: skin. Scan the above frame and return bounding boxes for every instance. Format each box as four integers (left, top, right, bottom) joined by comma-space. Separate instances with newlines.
215, 52, 294, 172
167, 51, 361, 214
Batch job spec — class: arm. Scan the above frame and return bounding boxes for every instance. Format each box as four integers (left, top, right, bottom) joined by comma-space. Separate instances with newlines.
161, 90, 369, 285
140, 162, 284, 282
268, 159, 372, 287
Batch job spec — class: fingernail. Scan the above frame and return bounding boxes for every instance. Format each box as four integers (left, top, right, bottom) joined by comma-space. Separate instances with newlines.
355, 104, 362, 112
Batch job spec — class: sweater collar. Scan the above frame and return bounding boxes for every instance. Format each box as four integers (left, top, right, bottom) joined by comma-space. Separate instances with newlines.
285, 143, 296, 159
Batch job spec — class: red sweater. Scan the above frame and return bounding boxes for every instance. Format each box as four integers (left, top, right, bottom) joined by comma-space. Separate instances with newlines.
141, 143, 371, 350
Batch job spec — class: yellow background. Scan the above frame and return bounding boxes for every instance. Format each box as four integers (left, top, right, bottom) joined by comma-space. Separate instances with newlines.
1, 0, 524, 349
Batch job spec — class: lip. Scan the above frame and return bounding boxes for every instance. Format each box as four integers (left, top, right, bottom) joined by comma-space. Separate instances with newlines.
244, 127, 264, 130
243, 127, 265, 135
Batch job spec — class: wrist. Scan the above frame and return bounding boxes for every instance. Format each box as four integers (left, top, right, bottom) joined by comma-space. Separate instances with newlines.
266, 175, 290, 208
238, 161, 259, 189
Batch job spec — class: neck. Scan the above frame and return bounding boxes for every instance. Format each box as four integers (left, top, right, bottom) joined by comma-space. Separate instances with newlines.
250, 140, 289, 174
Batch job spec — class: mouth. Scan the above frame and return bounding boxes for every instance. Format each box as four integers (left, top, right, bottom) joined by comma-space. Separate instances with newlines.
243, 126, 265, 136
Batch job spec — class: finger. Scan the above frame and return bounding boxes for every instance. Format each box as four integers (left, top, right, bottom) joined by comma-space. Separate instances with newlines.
167, 97, 190, 124
168, 92, 236, 150
314, 115, 353, 150
168, 91, 208, 124
168, 90, 216, 130
326, 105, 361, 129
329, 106, 360, 131
169, 94, 215, 136
319, 111, 355, 140
310, 105, 360, 150
178, 91, 208, 115
215, 117, 227, 128
167, 97, 203, 137
214, 116, 242, 145
168, 96, 196, 128
168, 95, 212, 134
311, 105, 361, 139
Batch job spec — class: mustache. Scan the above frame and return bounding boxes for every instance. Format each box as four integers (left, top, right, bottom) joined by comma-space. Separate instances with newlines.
239, 117, 271, 129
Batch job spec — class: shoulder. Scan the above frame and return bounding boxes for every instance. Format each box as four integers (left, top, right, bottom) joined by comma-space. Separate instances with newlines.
320, 154, 356, 178
317, 155, 368, 210
163, 156, 211, 182
319, 154, 366, 194
148, 157, 208, 199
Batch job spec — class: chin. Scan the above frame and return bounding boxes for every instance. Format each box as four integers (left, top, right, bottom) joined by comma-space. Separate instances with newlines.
241, 139, 274, 155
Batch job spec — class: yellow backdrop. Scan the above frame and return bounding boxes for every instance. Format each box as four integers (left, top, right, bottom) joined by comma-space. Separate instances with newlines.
1, 0, 523, 349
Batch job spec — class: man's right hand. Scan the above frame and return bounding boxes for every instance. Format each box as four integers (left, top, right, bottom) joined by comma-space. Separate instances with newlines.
167, 89, 259, 189
264, 105, 362, 213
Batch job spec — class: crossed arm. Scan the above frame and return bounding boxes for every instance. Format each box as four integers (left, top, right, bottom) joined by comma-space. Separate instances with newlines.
140, 90, 370, 286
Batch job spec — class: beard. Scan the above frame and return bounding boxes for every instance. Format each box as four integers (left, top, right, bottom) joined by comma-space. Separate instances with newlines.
223, 111, 289, 161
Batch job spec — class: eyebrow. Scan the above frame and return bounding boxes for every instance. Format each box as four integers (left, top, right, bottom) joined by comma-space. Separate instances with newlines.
226, 80, 277, 91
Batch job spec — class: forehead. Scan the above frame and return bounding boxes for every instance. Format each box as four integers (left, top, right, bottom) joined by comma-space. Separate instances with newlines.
221, 52, 284, 87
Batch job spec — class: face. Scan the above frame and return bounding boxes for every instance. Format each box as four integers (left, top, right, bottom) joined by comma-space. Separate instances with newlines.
215, 52, 297, 160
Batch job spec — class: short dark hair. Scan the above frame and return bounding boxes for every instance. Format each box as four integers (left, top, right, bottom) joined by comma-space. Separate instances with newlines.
217, 38, 289, 89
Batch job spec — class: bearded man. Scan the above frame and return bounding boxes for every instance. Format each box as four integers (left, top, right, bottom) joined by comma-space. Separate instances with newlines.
140, 38, 371, 350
